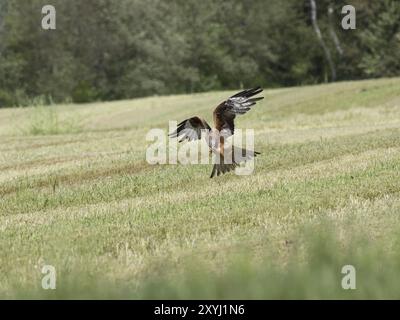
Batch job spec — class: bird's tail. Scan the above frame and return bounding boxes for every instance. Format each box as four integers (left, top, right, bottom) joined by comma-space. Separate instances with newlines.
210, 162, 237, 178
209, 148, 260, 178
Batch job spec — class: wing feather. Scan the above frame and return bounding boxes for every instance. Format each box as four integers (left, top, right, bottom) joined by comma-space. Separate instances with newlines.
169, 116, 211, 142
213, 87, 264, 135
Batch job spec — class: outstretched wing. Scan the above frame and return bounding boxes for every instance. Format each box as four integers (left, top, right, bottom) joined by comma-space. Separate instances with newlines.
169, 116, 211, 142
213, 87, 264, 136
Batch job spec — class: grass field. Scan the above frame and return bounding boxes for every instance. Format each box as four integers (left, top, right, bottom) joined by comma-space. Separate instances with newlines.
1, 78, 400, 299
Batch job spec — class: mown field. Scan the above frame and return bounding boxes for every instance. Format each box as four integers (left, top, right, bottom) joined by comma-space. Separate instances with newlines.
0, 78, 400, 299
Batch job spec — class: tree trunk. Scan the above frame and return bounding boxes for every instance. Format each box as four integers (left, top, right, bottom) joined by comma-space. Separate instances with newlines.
328, 4, 344, 56
310, 0, 336, 82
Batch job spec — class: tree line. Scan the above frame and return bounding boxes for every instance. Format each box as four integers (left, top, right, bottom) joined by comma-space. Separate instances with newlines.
0, 0, 399, 107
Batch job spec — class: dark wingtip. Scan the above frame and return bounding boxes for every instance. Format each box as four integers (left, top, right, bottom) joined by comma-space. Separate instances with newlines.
231, 86, 264, 99
177, 119, 187, 126
249, 87, 263, 96
248, 97, 264, 103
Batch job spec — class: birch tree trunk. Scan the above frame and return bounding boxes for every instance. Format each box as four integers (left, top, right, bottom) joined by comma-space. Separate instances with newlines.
310, 0, 336, 81
328, 4, 344, 56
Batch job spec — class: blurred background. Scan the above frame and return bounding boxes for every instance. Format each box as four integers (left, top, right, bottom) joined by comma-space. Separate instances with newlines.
0, 0, 399, 108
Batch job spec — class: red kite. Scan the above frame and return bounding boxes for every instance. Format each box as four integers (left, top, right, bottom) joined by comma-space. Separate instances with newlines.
170, 87, 264, 178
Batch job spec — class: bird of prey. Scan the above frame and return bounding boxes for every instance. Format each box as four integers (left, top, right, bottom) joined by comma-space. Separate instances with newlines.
169, 87, 264, 178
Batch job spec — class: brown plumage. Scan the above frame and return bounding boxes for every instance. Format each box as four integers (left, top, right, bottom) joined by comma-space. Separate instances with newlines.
169, 87, 264, 178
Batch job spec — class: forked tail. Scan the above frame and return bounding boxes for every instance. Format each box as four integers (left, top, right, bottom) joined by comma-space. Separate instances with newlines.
209, 148, 260, 178
210, 162, 237, 178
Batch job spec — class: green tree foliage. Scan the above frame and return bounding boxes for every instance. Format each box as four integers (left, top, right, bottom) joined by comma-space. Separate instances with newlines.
358, 0, 400, 77
0, 0, 398, 107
